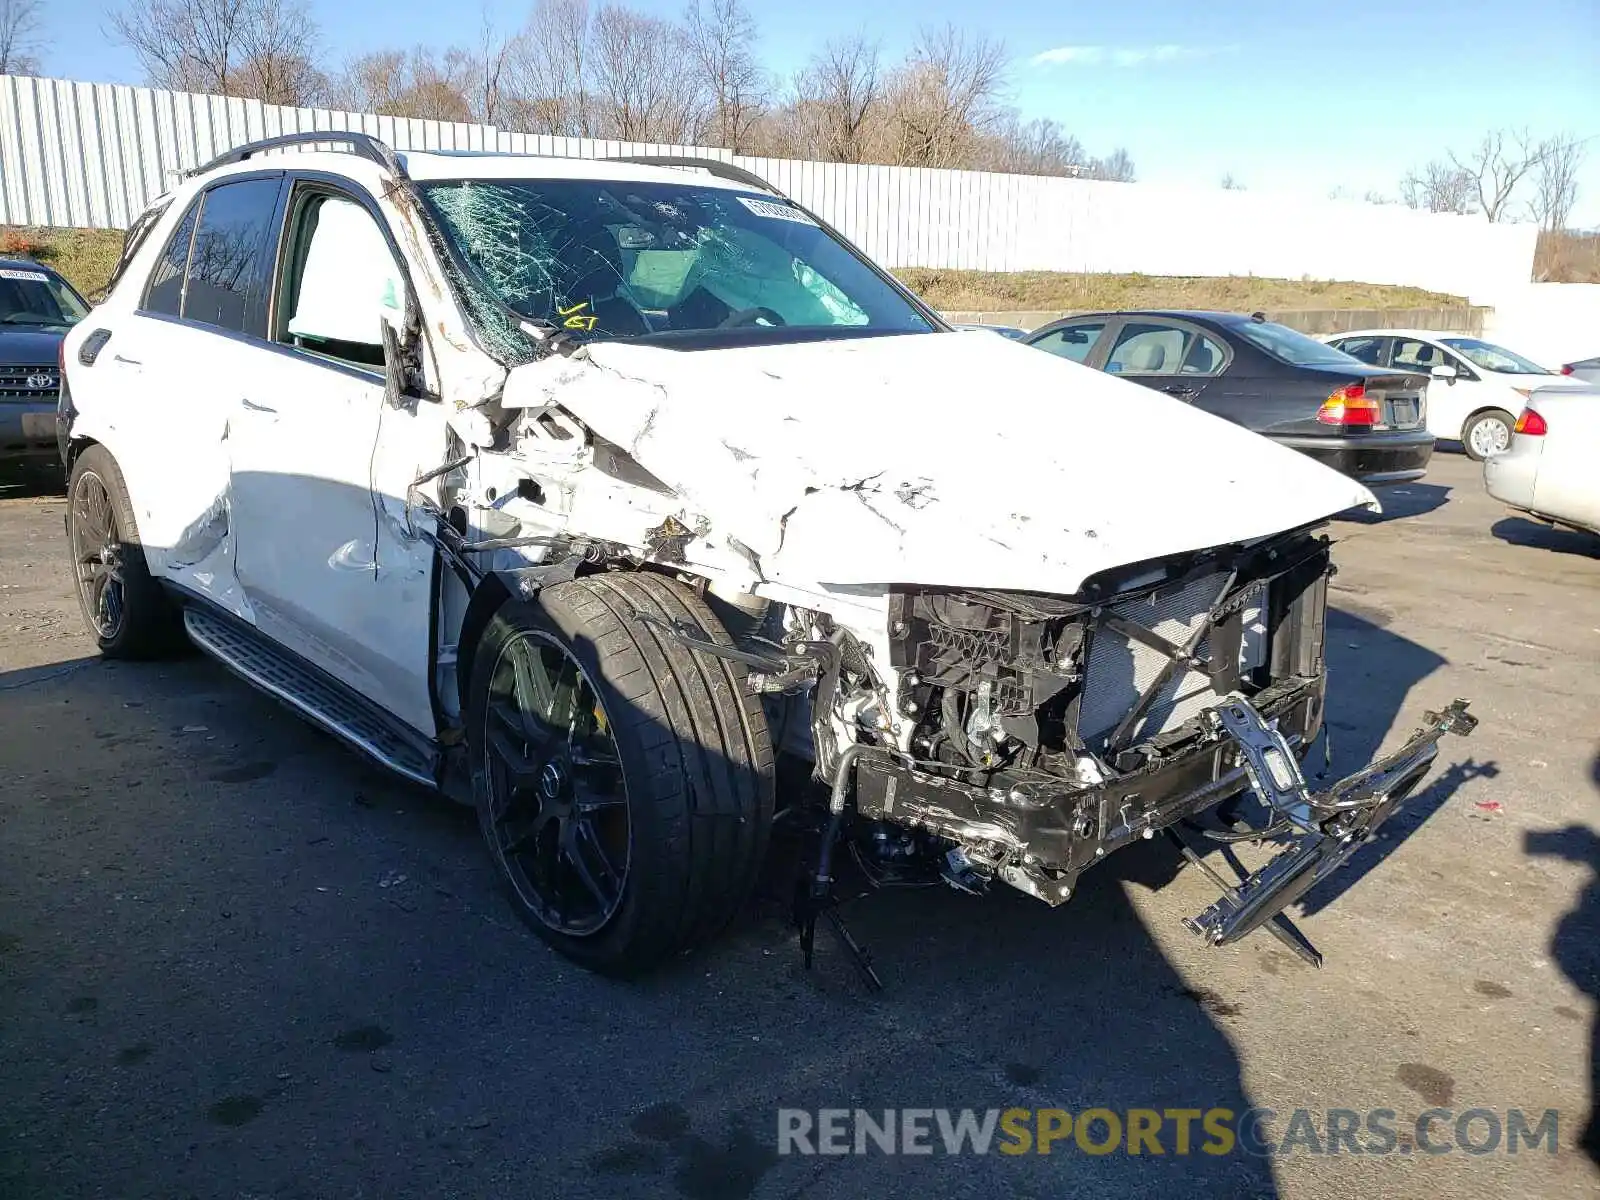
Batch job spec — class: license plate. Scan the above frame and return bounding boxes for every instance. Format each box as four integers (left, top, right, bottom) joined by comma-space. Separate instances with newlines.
1386, 398, 1418, 427
20, 412, 55, 438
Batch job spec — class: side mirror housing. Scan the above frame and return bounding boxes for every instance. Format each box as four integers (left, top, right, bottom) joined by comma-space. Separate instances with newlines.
1431, 364, 1458, 383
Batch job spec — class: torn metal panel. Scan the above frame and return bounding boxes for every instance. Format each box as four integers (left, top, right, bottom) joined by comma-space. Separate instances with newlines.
505, 331, 1378, 596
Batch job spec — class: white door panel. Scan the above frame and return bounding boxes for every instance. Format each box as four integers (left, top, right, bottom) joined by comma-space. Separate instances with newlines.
106, 314, 251, 617
227, 344, 437, 734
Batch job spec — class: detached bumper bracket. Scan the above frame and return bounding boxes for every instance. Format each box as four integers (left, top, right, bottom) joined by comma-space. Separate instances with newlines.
1182, 698, 1476, 952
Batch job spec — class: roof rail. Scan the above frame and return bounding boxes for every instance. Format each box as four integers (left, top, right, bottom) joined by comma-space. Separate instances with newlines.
607, 155, 782, 197
186, 131, 405, 180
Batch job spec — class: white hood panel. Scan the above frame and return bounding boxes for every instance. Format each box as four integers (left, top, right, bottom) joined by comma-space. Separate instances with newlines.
508, 331, 1377, 595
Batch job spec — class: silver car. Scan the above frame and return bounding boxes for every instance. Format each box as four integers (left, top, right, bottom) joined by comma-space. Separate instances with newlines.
1560, 356, 1600, 385
1484, 385, 1600, 537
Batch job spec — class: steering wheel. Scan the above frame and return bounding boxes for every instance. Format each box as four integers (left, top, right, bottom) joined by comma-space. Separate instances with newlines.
717, 306, 787, 329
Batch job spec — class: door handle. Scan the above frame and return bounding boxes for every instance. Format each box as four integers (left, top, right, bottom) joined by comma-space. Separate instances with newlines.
240, 398, 277, 414
1162, 384, 1197, 400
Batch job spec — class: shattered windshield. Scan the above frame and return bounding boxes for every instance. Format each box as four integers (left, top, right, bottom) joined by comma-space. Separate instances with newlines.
421, 178, 934, 343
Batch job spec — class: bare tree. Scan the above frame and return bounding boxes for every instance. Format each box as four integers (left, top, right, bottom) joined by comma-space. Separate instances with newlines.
1220, 172, 1244, 190
980, 113, 1083, 175
1, 0, 44, 74
683, 0, 764, 151
333, 48, 473, 121
111, 0, 324, 103
505, 0, 595, 136
1399, 160, 1476, 214
885, 25, 1007, 168
792, 34, 882, 163
1528, 133, 1585, 232
590, 4, 701, 142
1450, 128, 1546, 222
1086, 148, 1135, 182
468, 13, 515, 125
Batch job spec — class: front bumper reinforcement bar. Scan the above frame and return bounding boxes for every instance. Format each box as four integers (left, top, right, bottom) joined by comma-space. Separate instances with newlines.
1181, 697, 1477, 951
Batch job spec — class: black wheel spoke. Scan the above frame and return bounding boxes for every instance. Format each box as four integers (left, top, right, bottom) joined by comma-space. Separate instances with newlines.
72, 473, 124, 640
480, 630, 631, 938
485, 709, 551, 794
500, 804, 557, 857
564, 818, 622, 908
571, 772, 625, 813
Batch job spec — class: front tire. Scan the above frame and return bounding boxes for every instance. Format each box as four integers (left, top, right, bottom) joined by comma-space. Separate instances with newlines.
466, 572, 775, 976
66, 445, 186, 658
1462, 409, 1514, 461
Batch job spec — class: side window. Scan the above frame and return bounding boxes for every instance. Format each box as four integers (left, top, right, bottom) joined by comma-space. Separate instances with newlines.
182, 177, 283, 337
1180, 334, 1228, 376
1392, 339, 1444, 370
1031, 320, 1106, 365
143, 201, 200, 317
275, 189, 405, 371
105, 198, 172, 299
1334, 336, 1388, 365
1107, 322, 1191, 376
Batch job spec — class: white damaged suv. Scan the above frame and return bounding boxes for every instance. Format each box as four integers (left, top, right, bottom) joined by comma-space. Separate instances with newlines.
59, 135, 1474, 979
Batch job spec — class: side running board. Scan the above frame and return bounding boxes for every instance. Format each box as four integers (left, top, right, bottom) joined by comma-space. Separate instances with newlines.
183, 606, 439, 790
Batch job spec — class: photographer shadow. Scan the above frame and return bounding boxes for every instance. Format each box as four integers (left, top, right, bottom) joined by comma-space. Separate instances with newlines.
1525, 749, 1600, 1165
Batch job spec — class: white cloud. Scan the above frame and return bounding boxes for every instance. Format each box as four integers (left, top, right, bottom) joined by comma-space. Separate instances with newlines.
1030, 44, 1235, 68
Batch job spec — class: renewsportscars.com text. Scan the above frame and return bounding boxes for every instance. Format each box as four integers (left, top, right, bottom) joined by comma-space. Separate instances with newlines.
777, 1107, 1561, 1158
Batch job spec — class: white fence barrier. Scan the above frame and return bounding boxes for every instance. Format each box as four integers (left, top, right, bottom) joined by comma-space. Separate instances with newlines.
1, 74, 1537, 303
1482, 284, 1600, 367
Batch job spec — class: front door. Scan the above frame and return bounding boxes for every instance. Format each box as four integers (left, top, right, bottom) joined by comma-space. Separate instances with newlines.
227, 182, 437, 734
1391, 336, 1485, 442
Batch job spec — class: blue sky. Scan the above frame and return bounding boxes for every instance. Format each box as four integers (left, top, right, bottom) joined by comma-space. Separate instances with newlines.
31, 0, 1600, 223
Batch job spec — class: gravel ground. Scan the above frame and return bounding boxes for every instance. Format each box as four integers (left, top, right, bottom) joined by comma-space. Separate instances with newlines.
0, 452, 1596, 1200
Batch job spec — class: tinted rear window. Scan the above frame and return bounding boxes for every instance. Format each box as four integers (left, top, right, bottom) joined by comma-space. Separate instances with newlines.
182, 177, 282, 337
144, 202, 199, 316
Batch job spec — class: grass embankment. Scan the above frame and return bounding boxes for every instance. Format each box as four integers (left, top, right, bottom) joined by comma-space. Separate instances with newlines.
3, 226, 1472, 313
1, 226, 125, 297
893, 268, 1465, 313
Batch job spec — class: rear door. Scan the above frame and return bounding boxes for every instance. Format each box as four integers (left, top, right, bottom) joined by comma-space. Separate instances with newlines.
111, 175, 284, 618
1102, 318, 1232, 408
1328, 334, 1392, 367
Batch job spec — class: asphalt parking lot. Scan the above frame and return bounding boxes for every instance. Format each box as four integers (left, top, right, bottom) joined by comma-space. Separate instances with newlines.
1, 451, 1596, 1200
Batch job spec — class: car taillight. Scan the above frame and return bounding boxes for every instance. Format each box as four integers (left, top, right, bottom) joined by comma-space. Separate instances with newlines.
1316, 384, 1380, 426
1513, 408, 1547, 436
1560, 364, 1574, 375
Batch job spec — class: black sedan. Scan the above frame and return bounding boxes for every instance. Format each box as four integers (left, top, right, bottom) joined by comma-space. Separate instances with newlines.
1, 257, 89, 465
1024, 310, 1434, 485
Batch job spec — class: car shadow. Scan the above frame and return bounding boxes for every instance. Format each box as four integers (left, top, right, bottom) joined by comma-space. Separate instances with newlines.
1523, 748, 1600, 1166
1298, 605, 1491, 917
0, 459, 64, 500
1334, 482, 1451, 525
1491, 516, 1600, 558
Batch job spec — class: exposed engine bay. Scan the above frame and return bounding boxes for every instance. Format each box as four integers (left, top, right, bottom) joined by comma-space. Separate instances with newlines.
772, 530, 1335, 898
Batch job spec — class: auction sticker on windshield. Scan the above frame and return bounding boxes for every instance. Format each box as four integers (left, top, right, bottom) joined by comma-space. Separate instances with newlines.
0, 269, 49, 282
736, 196, 818, 225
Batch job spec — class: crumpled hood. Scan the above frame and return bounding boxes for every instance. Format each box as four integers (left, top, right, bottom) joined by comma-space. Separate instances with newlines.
508, 330, 1377, 595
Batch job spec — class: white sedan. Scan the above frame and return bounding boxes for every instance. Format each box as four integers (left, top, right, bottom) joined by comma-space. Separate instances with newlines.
1322, 329, 1590, 460
1484, 386, 1600, 538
